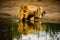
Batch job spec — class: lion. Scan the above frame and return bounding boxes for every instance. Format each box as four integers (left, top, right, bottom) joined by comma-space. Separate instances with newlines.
18, 4, 46, 20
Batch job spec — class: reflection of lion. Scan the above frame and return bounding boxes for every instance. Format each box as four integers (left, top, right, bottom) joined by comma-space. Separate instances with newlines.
18, 21, 42, 35
18, 5, 46, 20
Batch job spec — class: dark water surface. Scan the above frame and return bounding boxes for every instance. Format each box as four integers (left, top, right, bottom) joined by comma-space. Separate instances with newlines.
0, 18, 60, 40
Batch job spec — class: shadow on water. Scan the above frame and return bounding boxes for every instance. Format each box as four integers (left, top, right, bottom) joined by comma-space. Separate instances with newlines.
0, 18, 60, 40
0, 18, 12, 40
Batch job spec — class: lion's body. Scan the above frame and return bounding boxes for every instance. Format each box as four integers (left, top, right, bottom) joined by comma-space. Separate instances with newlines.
18, 5, 45, 20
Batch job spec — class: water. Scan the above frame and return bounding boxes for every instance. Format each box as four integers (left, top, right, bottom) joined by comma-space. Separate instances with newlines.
0, 18, 60, 40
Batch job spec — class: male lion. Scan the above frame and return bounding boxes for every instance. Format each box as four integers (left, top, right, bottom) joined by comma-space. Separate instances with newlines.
18, 5, 46, 20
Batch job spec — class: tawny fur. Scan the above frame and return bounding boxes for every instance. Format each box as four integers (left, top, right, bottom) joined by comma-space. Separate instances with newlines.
18, 5, 44, 20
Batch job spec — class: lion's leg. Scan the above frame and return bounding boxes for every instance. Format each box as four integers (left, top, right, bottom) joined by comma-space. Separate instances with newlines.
19, 12, 24, 20
24, 13, 29, 20
20, 14, 24, 20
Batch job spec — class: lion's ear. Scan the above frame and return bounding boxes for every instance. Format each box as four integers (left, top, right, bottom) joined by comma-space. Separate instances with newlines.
39, 6, 44, 13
